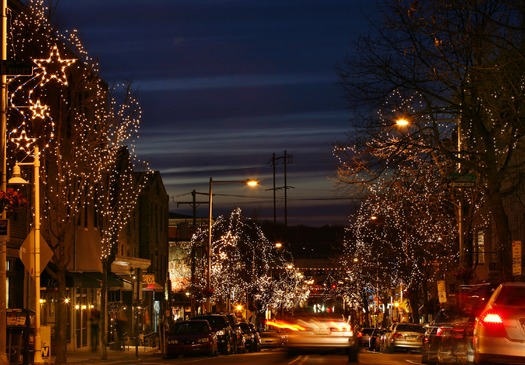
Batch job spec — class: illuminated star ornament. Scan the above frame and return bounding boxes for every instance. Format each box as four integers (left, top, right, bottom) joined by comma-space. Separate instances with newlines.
29, 99, 49, 119
32, 44, 76, 86
11, 128, 37, 155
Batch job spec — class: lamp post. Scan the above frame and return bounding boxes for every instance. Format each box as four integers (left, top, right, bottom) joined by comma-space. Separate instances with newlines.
206, 177, 258, 313
9, 146, 42, 364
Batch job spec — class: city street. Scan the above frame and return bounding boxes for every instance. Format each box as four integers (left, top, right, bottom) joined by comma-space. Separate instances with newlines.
99, 349, 422, 365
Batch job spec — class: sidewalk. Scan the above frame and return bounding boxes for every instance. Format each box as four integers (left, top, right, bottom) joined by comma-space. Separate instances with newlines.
55, 345, 163, 364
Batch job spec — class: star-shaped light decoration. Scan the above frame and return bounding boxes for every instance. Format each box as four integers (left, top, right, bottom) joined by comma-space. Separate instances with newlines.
29, 99, 49, 119
11, 128, 37, 155
32, 44, 76, 86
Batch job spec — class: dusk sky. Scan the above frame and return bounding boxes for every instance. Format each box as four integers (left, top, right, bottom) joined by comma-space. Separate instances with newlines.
57, 0, 380, 226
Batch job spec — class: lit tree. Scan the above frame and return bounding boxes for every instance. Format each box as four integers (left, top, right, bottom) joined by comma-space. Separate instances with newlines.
335, 91, 460, 323
8, 1, 146, 363
190, 208, 308, 316
341, 167, 457, 324
336, 0, 525, 280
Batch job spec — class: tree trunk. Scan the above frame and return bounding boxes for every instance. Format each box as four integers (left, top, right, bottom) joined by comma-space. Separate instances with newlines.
487, 188, 512, 280
100, 259, 108, 360
54, 263, 68, 365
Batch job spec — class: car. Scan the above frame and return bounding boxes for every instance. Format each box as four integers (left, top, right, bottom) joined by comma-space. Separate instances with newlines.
369, 328, 385, 352
422, 283, 495, 365
260, 328, 288, 348
473, 281, 525, 365
280, 315, 359, 362
358, 327, 375, 349
191, 314, 235, 355
236, 322, 261, 352
225, 313, 245, 353
422, 312, 472, 365
166, 320, 218, 358
383, 322, 425, 353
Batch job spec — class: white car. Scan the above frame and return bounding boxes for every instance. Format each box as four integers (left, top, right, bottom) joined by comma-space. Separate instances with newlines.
473, 281, 525, 364
280, 316, 359, 362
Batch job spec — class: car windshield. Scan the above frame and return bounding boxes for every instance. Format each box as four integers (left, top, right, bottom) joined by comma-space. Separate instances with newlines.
173, 322, 207, 335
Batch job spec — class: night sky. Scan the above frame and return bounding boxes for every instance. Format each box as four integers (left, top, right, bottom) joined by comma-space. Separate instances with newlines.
56, 0, 379, 226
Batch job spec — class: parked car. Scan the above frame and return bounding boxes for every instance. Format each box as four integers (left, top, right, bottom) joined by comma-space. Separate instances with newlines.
283, 315, 359, 362
383, 322, 425, 353
358, 327, 375, 349
236, 322, 261, 352
166, 320, 218, 358
225, 313, 245, 353
473, 281, 525, 365
191, 314, 235, 355
260, 328, 287, 348
370, 328, 385, 352
422, 283, 495, 365
422, 310, 472, 365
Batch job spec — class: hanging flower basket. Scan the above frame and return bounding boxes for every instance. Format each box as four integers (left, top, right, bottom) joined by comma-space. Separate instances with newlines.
0, 188, 28, 212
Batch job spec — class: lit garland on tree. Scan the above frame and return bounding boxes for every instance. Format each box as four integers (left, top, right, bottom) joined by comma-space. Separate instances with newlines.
7, 0, 149, 261
336, 90, 473, 319
5, 2, 150, 364
189, 207, 309, 312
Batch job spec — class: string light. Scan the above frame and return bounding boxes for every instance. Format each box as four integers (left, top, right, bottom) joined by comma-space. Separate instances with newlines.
182, 207, 309, 312
6, 0, 151, 265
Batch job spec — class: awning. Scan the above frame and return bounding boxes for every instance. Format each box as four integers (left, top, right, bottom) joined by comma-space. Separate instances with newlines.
142, 282, 164, 292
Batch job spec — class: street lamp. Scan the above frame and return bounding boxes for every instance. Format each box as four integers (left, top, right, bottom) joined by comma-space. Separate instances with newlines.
206, 177, 258, 313
8, 146, 42, 364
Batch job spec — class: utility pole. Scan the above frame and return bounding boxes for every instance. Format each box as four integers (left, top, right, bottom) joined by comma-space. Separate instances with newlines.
177, 191, 208, 316
268, 151, 293, 239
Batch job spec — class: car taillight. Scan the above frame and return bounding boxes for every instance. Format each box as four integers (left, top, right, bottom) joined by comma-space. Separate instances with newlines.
436, 327, 444, 337
482, 312, 503, 324
393, 332, 403, 339
478, 311, 507, 337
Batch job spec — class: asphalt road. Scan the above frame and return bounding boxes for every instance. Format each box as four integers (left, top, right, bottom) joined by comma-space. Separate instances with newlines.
109, 349, 422, 365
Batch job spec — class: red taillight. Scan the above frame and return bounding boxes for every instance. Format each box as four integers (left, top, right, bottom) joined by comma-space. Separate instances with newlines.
481, 312, 503, 324
393, 332, 403, 339
478, 311, 506, 337
436, 327, 444, 337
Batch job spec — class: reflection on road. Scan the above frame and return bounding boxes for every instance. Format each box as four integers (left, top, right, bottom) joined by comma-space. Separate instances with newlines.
159, 348, 422, 365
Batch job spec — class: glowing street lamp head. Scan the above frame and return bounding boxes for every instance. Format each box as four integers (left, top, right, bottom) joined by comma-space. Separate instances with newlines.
245, 179, 259, 187
395, 117, 410, 127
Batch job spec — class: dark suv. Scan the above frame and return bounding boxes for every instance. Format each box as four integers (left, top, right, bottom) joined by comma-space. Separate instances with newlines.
192, 314, 235, 355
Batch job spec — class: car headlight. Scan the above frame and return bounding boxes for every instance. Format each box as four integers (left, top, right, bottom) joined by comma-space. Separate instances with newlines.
167, 339, 179, 345
198, 338, 210, 343
216, 330, 225, 336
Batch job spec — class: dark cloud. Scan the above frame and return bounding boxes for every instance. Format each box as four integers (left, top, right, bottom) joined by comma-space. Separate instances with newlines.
58, 0, 377, 226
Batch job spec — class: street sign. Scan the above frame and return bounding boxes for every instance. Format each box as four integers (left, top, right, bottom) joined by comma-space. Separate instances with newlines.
447, 172, 477, 188
19, 228, 53, 275
513, 240, 522, 276
0, 60, 33, 76
437, 280, 447, 303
